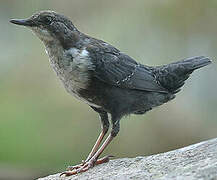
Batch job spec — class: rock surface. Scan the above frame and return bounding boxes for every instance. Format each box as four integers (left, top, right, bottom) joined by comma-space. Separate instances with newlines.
38, 138, 217, 180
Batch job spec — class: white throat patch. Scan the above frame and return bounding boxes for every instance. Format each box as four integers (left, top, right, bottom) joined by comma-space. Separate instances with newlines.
30, 26, 54, 42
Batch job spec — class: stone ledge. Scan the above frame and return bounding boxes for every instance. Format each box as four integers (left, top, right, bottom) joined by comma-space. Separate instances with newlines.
38, 138, 217, 180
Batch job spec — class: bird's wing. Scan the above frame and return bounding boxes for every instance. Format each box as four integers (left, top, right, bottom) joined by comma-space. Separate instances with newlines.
87, 43, 168, 93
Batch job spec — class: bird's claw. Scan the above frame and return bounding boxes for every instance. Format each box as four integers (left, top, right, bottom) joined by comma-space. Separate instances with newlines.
61, 162, 92, 177
95, 155, 114, 165
60, 170, 77, 176
61, 155, 114, 176
67, 160, 86, 170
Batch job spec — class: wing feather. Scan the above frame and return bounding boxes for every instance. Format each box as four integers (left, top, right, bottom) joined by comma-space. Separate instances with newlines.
86, 42, 168, 93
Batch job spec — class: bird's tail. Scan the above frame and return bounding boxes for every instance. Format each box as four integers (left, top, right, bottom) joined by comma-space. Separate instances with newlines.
154, 56, 212, 94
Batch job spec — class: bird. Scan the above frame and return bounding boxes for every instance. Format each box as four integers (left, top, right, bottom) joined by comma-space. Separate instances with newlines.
10, 10, 211, 176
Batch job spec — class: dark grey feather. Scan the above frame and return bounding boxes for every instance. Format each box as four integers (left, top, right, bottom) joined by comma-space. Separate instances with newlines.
87, 43, 168, 93
154, 56, 212, 93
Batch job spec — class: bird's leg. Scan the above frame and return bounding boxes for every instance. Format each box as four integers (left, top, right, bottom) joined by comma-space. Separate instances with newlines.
62, 135, 114, 176
66, 130, 107, 170
61, 119, 120, 176
67, 108, 109, 170
85, 111, 109, 162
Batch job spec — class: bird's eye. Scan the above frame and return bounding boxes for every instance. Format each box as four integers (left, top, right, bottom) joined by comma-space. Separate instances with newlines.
44, 16, 53, 25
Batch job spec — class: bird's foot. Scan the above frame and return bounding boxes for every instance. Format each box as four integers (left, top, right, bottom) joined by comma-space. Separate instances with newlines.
60, 155, 113, 177
66, 160, 86, 170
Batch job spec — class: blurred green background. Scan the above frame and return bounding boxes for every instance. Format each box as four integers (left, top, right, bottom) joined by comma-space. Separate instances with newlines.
1, 0, 217, 179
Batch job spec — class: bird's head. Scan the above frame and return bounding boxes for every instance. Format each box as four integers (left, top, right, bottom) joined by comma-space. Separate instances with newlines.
10, 11, 79, 48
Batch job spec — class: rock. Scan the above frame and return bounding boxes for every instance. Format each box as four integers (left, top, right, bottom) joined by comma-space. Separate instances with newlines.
38, 138, 217, 180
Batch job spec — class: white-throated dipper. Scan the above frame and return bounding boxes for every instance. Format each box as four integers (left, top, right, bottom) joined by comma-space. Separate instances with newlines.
10, 11, 212, 176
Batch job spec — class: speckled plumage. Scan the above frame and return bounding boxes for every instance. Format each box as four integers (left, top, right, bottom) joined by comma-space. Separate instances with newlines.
11, 11, 212, 176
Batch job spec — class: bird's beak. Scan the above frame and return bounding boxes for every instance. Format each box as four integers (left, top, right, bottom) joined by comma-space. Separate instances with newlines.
10, 18, 36, 27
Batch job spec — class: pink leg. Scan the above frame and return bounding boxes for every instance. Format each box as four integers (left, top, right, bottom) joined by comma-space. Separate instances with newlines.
85, 130, 106, 161
61, 134, 114, 176
67, 129, 107, 170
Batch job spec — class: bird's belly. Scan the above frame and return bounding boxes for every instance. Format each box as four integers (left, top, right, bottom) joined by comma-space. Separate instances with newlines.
70, 91, 101, 108
50, 64, 100, 108
46, 46, 94, 91
46, 46, 100, 107
48, 55, 88, 89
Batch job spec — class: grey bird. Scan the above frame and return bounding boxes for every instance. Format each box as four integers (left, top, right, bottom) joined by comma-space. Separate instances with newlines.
10, 11, 211, 176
